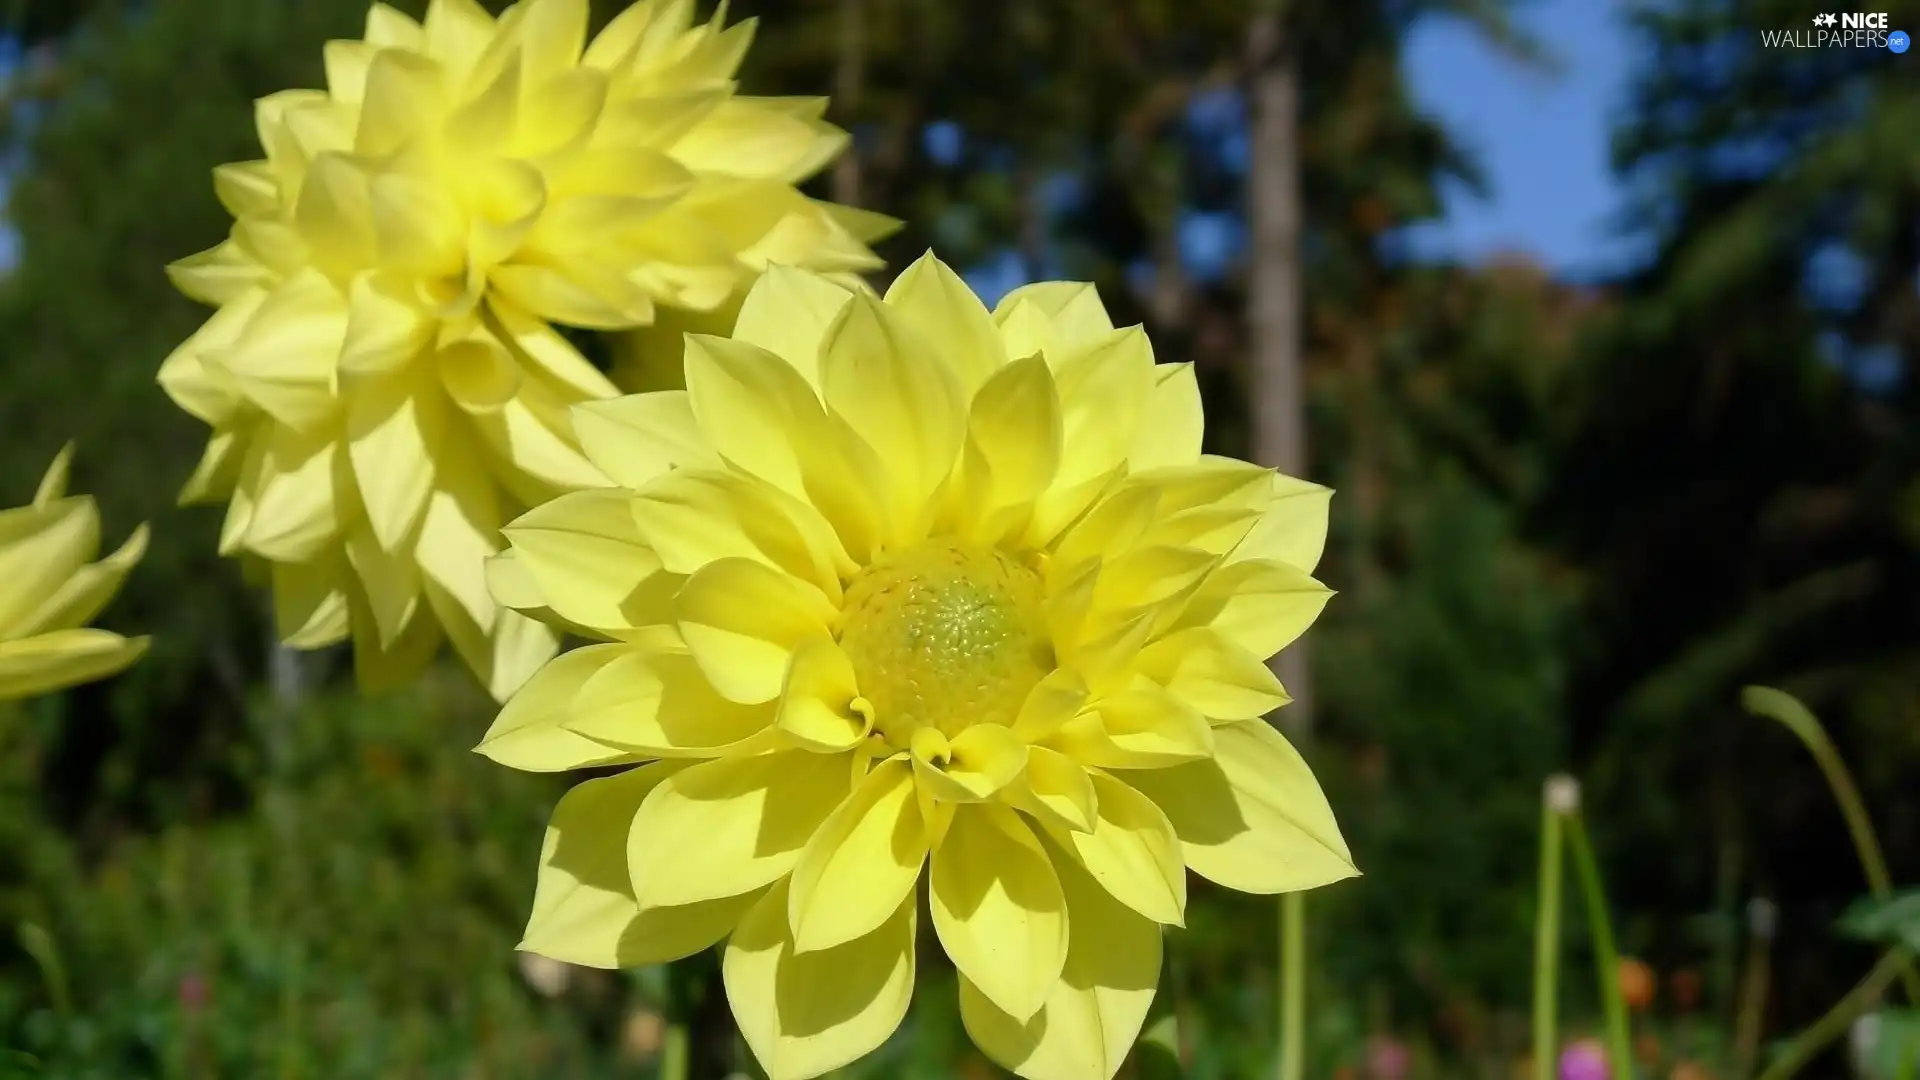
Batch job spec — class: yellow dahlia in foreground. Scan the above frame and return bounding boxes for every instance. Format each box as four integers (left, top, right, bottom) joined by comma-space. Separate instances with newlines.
160, 0, 891, 700
0, 446, 148, 700
479, 255, 1355, 1080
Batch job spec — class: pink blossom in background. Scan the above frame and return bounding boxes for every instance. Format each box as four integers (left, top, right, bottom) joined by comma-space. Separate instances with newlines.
1366, 1035, 1412, 1080
1561, 1039, 1610, 1080
176, 973, 208, 1013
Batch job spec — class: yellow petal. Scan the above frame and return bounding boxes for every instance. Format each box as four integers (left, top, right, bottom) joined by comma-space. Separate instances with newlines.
1009, 747, 1099, 834
628, 750, 851, 908
675, 556, 835, 705
955, 354, 1062, 545
167, 239, 272, 307
32, 443, 73, 506
632, 468, 846, 597
1048, 327, 1156, 494
514, 0, 588, 82
911, 723, 1029, 803
817, 294, 966, 538
570, 390, 718, 488
931, 804, 1067, 1023
682, 333, 831, 499
366, 169, 464, 279
490, 261, 650, 330
271, 556, 351, 649
775, 635, 873, 752
1128, 362, 1203, 469
14, 522, 147, 638
993, 281, 1116, 363
1173, 557, 1333, 658
1042, 772, 1185, 926
160, 293, 258, 426
484, 548, 546, 611
346, 368, 442, 552
959, 847, 1161, 1080
340, 272, 433, 376
1009, 668, 1090, 745
491, 609, 567, 705
671, 99, 832, 181
354, 48, 449, 158
212, 160, 280, 218
566, 647, 775, 756
1135, 627, 1289, 721
242, 424, 343, 563
0, 629, 149, 701
179, 429, 246, 506
0, 499, 98, 632
475, 643, 640, 772
521, 761, 761, 968
437, 333, 522, 415
322, 39, 376, 104
1050, 680, 1214, 769
474, 390, 612, 497
580, 0, 671, 69
725, 879, 917, 1080
501, 488, 659, 632
882, 252, 1002, 392
293, 152, 376, 281
787, 757, 926, 953
213, 269, 346, 431
347, 590, 443, 695
343, 522, 422, 647
364, 2, 423, 49
488, 297, 621, 400
1088, 544, 1219, 627
419, 480, 533, 696
1231, 474, 1333, 574
1123, 719, 1357, 895
731, 263, 853, 387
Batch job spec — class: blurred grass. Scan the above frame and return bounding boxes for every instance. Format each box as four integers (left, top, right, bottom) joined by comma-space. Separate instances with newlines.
0, 675, 639, 1079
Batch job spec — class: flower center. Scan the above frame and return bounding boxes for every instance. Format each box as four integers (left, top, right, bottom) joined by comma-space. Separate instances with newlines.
836, 540, 1053, 743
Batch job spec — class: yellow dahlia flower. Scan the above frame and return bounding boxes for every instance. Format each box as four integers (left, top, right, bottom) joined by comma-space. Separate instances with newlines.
0, 446, 148, 701
159, 0, 889, 700
479, 255, 1355, 1080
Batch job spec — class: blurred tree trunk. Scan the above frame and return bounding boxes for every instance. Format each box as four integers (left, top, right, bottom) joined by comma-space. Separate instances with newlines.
1245, 0, 1312, 736
831, 0, 865, 206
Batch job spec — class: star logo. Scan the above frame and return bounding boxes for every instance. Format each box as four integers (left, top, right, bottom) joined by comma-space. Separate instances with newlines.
1813, 12, 1838, 26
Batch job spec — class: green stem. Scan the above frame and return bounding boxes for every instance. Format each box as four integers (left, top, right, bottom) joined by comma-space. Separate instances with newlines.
1741, 687, 1920, 1003
1752, 947, 1910, 1080
16, 923, 69, 1017
1533, 782, 1567, 1080
1279, 892, 1306, 1080
1564, 814, 1633, 1080
661, 1022, 689, 1080
1732, 902, 1774, 1080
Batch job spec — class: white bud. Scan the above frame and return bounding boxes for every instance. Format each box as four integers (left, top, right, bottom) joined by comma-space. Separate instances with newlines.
1544, 774, 1582, 815
1747, 897, 1779, 939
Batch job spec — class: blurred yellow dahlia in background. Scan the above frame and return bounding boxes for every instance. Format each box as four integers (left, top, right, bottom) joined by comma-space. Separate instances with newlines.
160, 0, 891, 700
479, 254, 1356, 1080
0, 445, 148, 701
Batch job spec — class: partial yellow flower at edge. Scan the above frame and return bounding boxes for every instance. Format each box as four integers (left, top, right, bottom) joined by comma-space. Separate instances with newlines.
157, 0, 892, 702
0, 445, 149, 701
479, 255, 1355, 1080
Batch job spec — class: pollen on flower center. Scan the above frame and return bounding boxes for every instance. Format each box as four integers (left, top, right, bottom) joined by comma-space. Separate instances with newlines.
835, 540, 1053, 741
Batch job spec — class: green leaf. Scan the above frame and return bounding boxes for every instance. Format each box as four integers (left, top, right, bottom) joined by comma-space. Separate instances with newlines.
1838, 891, 1920, 951
1857, 1009, 1920, 1080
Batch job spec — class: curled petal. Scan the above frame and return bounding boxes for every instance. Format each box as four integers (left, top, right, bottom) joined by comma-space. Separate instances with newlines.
725, 879, 917, 1080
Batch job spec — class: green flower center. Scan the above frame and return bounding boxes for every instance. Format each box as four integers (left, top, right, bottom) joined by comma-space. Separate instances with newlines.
836, 540, 1053, 743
